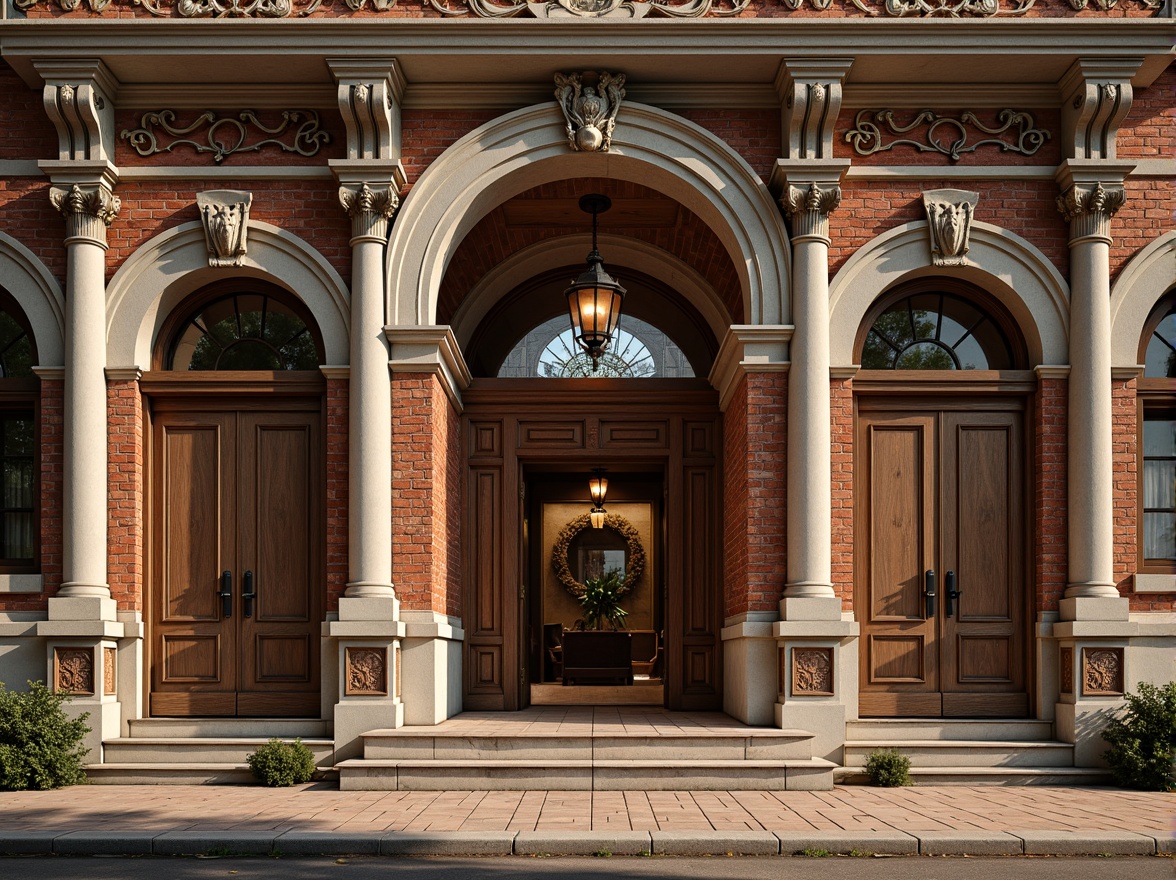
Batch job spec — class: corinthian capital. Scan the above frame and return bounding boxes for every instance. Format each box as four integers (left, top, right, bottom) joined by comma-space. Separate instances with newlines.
339, 183, 400, 242
1056, 181, 1125, 243
782, 182, 841, 242
49, 183, 120, 246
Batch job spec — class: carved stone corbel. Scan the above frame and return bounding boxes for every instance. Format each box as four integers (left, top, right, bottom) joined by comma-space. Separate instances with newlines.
49, 183, 120, 246
781, 182, 841, 242
327, 58, 405, 162
923, 189, 978, 266
555, 71, 627, 152
1058, 59, 1140, 161
34, 60, 119, 164
339, 183, 400, 243
776, 59, 853, 162
197, 190, 253, 267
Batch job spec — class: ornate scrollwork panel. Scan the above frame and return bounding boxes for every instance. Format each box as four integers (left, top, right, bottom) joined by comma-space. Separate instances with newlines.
848, 0, 1036, 14
120, 109, 329, 164
845, 109, 1050, 163
427, 0, 748, 17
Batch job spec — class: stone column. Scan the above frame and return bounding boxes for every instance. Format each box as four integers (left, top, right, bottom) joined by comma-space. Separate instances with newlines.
1056, 164, 1131, 620
51, 179, 119, 601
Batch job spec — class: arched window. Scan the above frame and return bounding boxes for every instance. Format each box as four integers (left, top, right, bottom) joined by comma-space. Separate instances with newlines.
1138, 291, 1176, 571
498, 315, 694, 379
164, 284, 323, 371
0, 292, 38, 570
858, 284, 1019, 371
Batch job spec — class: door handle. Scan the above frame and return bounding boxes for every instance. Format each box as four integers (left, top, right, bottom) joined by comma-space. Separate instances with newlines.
946, 570, 961, 618
218, 570, 233, 619
924, 569, 936, 619
242, 570, 256, 619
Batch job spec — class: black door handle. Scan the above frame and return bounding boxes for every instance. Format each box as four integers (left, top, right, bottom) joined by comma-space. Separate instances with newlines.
218, 570, 232, 619
946, 570, 962, 618
242, 570, 256, 619
924, 569, 936, 619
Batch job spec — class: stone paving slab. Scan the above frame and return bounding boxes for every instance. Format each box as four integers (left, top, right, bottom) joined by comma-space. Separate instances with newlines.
1014, 830, 1158, 855
775, 830, 919, 855
514, 830, 653, 855
651, 830, 779, 855
53, 830, 157, 855
381, 831, 516, 855
915, 830, 1023, 855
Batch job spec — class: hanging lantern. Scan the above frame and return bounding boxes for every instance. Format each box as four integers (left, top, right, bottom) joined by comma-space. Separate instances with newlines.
565, 194, 626, 371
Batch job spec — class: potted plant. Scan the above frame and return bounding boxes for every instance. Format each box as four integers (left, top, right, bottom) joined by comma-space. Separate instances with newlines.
579, 568, 629, 631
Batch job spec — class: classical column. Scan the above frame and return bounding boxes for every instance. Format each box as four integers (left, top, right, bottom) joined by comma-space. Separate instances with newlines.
1056, 168, 1129, 614
51, 180, 119, 599
781, 181, 841, 613
339, 183, 399, 600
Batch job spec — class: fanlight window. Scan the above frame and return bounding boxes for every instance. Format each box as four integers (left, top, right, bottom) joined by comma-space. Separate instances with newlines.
861, 292, 1014, 371
498, 315, 694, 379
0, 310, 33, 379
168, 292, 321, 371
1143, 305, 1176, 378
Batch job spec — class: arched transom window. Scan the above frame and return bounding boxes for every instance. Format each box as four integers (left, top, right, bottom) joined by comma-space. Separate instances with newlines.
166, 288, 322, 371
860, 289, 1016, 371
498, 315, 695, 379
1138, 292, 1176, 570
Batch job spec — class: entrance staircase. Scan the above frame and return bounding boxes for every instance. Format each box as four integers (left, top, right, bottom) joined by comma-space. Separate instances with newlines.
838, 719, 1112, 785
88, 719, 336, 784
335, 707, 835, 791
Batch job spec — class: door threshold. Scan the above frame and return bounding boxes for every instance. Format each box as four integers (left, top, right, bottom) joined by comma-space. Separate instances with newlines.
530, 683, 664, 706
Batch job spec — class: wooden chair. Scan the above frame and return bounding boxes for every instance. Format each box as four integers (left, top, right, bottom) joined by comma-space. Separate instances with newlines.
629, 629, 660, 678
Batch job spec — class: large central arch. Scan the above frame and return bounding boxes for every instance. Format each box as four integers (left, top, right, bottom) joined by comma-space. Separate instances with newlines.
386, 102, 791, 330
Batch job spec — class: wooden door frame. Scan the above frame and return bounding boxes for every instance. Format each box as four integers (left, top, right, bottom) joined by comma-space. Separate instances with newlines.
141, 371, 327, 718
852, 370, 1038, 717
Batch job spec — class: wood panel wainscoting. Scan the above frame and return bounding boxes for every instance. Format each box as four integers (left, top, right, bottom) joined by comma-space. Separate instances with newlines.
143, 373, 325, 718
461, 379, 722, 712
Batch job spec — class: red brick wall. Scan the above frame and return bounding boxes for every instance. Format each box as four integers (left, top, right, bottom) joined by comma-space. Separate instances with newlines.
107, 378, 144, 613
679, 109, 780, 183
1119, 66, 1176, 161
0, 179, 65, 289
0, 61, 58, 162
830, 376, 854, 608
1034, 376, 1068, 614
721, 371, 786, 619
325, 377, 348, 613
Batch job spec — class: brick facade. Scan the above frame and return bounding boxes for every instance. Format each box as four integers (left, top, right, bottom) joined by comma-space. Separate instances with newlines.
325, 376, 349, 614
830, 376, 854, 609
107, 378, 145, 613
1034, 376, 1069, 614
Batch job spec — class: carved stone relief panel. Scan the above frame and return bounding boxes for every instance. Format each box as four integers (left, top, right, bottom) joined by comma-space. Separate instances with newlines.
555, 72, 626, 152
104, 647, 117, 696
923, 189, 978, 267
1059, 647, 1073, 694
197, 190, 253, 268
54, 647, 94, 696
1082, 647, 1124, 696
345, 646, 388, 696
792, 647, 834, 696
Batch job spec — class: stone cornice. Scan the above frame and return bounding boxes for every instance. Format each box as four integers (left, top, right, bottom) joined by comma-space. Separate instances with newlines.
385, 324, 472, 412
708, 324, 793, 413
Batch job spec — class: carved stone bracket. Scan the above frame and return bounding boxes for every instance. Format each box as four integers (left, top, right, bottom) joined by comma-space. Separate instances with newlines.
49, 183, 121, 246
1059, 60, 1140, 162
428, 0, 748, 17
846, 109, 1050, 163
777, 60, 853, 162
329, 59, 404, 162
781, 182, 841, 243
120, 109, 329, 164
197, 190, 253, 267
923, 189, 978, 267
555, 72, 626, 152
1056, 181, 1126, 243
54, 647, 94, 695
339, 183, 400, 243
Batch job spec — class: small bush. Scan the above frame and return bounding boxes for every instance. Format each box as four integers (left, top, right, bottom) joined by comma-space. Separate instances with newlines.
0, 680, 91, 790
864, 748, 912, 787
1101, 680, 1176, 792
246, 738, 316, 787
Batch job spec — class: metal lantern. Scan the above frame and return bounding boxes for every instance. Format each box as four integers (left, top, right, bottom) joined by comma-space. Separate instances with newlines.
565, 194, 626, 371
588, 468, 609, 528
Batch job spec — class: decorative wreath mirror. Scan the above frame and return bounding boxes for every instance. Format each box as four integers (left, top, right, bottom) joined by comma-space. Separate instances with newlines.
552, 512, 646, 598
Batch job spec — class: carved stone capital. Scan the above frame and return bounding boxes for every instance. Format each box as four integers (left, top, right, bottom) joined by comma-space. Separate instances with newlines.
339, 183, 400, 243
1056, 181, 1126, 243
49, 183, 120, 246
555, 71, 626, 152
923, 189, 979, 266
782, 182, 841, 243
197, 190, 253, 268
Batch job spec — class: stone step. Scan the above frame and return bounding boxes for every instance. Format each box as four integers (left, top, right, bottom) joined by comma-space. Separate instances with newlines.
836, 765, 1113, 786
103, 737, 335, 765
85, 763, 257, 785
845, 719, 1053, 742
337, 758, 835, 791
127, 718, 332, 739
843, 740, 1074, 768
360, 729, 815, 762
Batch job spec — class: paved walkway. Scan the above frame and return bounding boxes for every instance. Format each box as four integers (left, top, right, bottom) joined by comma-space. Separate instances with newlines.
0, 784, 1171, 857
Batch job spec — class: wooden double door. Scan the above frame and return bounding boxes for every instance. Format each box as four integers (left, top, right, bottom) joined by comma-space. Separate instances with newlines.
149, 401, 322, 717
856, 401, 1029, 717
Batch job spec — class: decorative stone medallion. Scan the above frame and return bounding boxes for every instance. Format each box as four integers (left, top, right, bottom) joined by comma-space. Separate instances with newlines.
104, 647, 117, 696
1082, 647, 1124, 696
1059, 647, 1073, 694
554, 72, 626, 152
345, 646, 388, 696
792, 647, 835, 696
54, 647, 94, 695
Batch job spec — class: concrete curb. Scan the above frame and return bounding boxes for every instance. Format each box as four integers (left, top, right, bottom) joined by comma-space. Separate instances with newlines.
651, 830, 780, 855
1012, 830, 1158, 856
514, 831, 652, 856
775, 830, 919, 855
276, 831, 381, 855
916, 831, 1023, 856
152, 831, 281, 856
381, 832, 516, 856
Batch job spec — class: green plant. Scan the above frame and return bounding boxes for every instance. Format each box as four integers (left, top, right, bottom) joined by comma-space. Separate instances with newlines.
578, 568, 629, 631
0, 680, 90, 791
1101, 680, 1176, 791
864, 748, 912, 787
800, 848, 832, 857
245, 737, 316, 787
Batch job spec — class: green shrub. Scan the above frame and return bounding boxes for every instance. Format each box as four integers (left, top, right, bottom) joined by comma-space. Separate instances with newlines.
864, 748, 912, 787
0, 680, 91, 790
1101, 681, 1176, 792
246, 738, 316, 787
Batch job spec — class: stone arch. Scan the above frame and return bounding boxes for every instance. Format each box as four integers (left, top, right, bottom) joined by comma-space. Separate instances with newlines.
105, 220, 350, 367
1110, 231, 1176, 368
386, 102, 790, 330
828, 221, 1069, 367
0, 231, 65, 366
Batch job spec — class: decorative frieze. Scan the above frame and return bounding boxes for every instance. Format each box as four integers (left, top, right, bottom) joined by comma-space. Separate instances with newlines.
1059, 647, 1073, 694
197, 190, 253, 267
54, 647, 94, 696
1081, 647, 1124, 696
120, 109, 329, 164
1056, 181, 1125, 243
555, 72, 626, 153
1067, 0, 1161, 8
792, 648, 834, 696
339, 183, 400, 243
846, 0, 1034, 14
50, 183, 121, 246
845, 109, 1050, 163
103, 646, 117, 696
345, 646, 388, 696
429, 0, 748, 17
781, 182, 841, 243
923, 189, 978, 267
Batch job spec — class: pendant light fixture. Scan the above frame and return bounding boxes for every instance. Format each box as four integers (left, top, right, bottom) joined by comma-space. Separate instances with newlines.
565, 194, 626, 371
588, 467, 609, 528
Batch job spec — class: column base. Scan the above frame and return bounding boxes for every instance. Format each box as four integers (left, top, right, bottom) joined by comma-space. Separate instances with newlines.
779, 595, 842, 621
343, 582, 397, 602
46, 595, 118, 623
1059, 596, 1129, 622
773, 617, 859, 763
56, 583, 113, 601
338, 596, 399, 621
